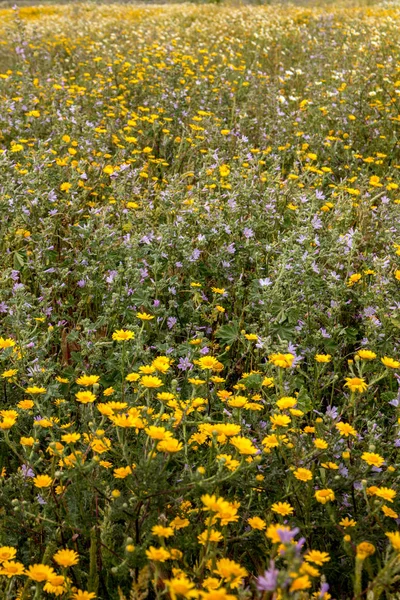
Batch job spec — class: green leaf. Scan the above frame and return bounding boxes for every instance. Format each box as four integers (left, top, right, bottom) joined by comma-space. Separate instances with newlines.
297, 387, 313, 413
13, 251, 24, 269
239, 373, 262, 389
380, 391, 397, 404
215, 322, 240, 346
129, 290, 148, 305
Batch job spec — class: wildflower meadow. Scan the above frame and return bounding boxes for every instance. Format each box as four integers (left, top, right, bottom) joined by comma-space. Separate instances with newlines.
1, 2, 400, 598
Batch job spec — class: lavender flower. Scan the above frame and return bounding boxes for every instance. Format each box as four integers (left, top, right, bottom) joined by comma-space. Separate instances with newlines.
256, 562, 279, 591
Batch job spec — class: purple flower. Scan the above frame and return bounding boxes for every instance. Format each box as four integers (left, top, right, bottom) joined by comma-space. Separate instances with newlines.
277, 527, 299, 543
312, 215, 323, 229
167, 317, 177, 330
259, 278, 272, 287
319, 583, 330, 598
105, 270, 118, 283
0, 302, 9, 313
177, 357, 193, 371
256, 561, 279, 591
325, 406, 339, 420
189, 249, 201, 262
243, 227, 254, 239
21, 464, 35, 478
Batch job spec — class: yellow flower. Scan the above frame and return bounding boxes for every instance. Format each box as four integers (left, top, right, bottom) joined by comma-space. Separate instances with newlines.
0, 547, 17, 563
247, 516, 266, 530
271, 502, 294, 516
145, 546, 170, 562
20, 436, 35, 447
270, 414, 291, 429
145, 426, 172, 440
197, 356, 222, 371
336, 422, 357, 437
152, 356, 172, 373
262, 376, 274, 387
76, 375, 100, 386
0, 338, 16, 349
269, 353, 295, 368
213, 558, 247, 589
315, 354, 331, 363
25, 386, 46, 394
170, 517, 190, 530
374, 487, 396, 503
1, 369, 18, 378
304, 550, 330, 565
227, 396, 247, 409
112, 330, 135, 341
136, 312, 154, 320
157, 438, 183, 453
201, 588, 236, 600
219, 165, 230, 178
33, 474, 53, 488
382, 505, 398, 519
294, 468, 312, 482
0, 415, 17, 430
356, 542, 375, 560
113, 466, 133, 479
361, 452, 384, 468
140, 365, 156, 374
314, 438, 328, 449
201, 494, 226, 512
339, 517, 357, 528
0, 561, 25, 577
356, 350, 376, 360
53, 549, 79, 567
140, 375, 163, 388
276, 396, 297, 410
395, 270, 400, 281
126, 372, 140, 382
229, 435, 257, 455
315, 489, 335, 504
289, 575, 311, 592
344, 377, 368, 393
381, 356, 400, 369
369, 175, 382, 187
72, 591, 97, 600
244, 333, 258, 341
198, 529, 223, 545
216, 454, 240, 472
347, 273, 362, 286
152, 525, 174, 538
166, 575, 197, 599
62, 433, 81, 444
103, 387, 114, 396
17, 399, 34, 409
43, 575, 67, 595
26, 564, 55, 581
386, 531, 400, 551
75, 391, 96, 404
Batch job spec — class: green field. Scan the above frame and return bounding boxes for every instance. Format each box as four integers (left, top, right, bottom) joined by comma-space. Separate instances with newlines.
1, 3, 400, 598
